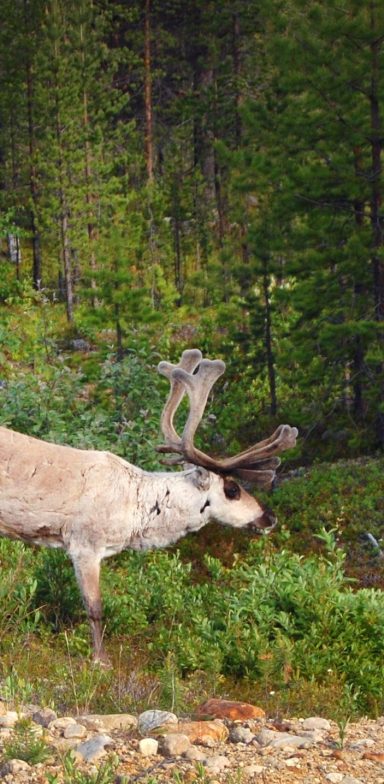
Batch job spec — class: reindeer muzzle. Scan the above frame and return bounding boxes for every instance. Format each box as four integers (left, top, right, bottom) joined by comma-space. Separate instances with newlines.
248, 507, 277, 533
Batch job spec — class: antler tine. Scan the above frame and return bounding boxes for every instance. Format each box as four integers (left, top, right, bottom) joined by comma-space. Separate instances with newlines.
158, 349, 202, 448
217, 424, 298, 471
172, 359, 226, 461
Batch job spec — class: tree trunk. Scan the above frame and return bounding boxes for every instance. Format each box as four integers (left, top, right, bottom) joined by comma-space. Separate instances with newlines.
369, 1, 384, 445
81, 22, 98, 304
54, 76, 74, 322
352, 147, 365, 420
262, 259, 277, 416
144, 0, 154, 183
232, 12, 242, 146
25, 51, 42, 289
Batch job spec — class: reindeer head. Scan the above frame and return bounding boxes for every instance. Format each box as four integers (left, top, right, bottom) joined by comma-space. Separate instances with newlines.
157, 349, 298, 533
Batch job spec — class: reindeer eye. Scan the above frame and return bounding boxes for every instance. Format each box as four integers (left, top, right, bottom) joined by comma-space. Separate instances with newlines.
224, 480, 241, 500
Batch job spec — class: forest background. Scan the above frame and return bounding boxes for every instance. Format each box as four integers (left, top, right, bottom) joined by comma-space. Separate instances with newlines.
0, 0, 384, 723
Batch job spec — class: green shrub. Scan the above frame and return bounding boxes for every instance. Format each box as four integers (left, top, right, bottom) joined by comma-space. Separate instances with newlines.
2, 718, 52, 765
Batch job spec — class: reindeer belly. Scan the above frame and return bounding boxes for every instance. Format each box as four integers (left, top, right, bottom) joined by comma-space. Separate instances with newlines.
0, 493, 67, 546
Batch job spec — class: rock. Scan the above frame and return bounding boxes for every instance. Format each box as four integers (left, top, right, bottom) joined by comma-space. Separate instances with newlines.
285, 757, 301, 767
55, 738, 80, 754
204, 755, 230, 774
363, 751, 384, 761
138, 710, 178, 735
177, 720, 229, 746
229, 726, 254, 744
74, 733, 113, 762
49, 717, 77, 733
0, 759, 32, 776
161, 733, 191, 757
256, 728, 313, 749
71, 339, 90, 351
184, 747, 207, 762
63, 723, 87, 739
32, 708, 57, 728
325, 774, 344, 784
78, 713, 137, 732
302, 717, 331, 731
350, 738, 375, 749
301, 729, 327, 742
196, 698, 265, 721
244, 763, 265, 776
342, 778, 363, 784
0, 712, 18, 728
139, 738, 159, 756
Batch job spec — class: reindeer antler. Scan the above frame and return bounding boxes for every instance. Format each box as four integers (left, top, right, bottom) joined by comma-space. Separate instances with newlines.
157, 350, 298, 488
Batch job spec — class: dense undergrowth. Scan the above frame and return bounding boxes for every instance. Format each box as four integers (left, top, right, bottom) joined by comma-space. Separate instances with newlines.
0, 302, 384, 722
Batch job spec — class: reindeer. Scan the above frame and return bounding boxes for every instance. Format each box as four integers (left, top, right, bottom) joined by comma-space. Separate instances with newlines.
0, 349, 297, 663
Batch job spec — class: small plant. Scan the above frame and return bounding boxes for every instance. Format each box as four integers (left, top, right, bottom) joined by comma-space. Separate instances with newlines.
334, 684, 360, 748
47, 751, 120, 784
173, 763, 212, 784
2, 718, 52, 764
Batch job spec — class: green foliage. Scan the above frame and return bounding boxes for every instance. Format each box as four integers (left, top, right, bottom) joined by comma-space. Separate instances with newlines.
271, 458, 384, 547
2, 718, 52, 765
47, 752, 119, 784
0, 349, 166, 467
0, 541, 41, 644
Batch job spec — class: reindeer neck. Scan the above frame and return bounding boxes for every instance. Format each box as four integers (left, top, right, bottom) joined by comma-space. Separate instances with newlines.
127, 469, 212, 551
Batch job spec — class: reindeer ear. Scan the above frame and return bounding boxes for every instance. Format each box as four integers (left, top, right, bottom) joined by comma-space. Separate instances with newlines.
190, 467, 211, 490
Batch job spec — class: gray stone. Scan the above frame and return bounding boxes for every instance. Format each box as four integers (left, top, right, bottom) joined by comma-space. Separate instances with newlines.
71, 339, 90, 351
229, 726, 254, 744
32, 708, 58, 728
161, 733, 191, 757
74, 734, 113, 762
204, 755, 230, 773
302, 716, 331, 731
138, 710, 178, 735
78, 713, 137, 732
139, 738, 159, 756
0, 759, 32, 775
350, 738, 375, 749
184, 747, 207, 762
325, 774, 343, 784
256, 728, 313, 749
63, 723, 87, 739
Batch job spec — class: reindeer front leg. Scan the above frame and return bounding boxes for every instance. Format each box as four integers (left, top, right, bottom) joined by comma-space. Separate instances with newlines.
71, 553, 109, 665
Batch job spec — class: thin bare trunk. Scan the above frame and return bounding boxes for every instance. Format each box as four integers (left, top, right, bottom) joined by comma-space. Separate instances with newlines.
369, 2, 384, 445
9, 112, 22, 278
370, 7, 383, 321
144, 0, 154, 183
232, 12, 242, 146
352, 147, 365, 419
53, 57, 74, 322
25, 48, 42, 288
80, 22, 98, 303
262, 259, 277, 416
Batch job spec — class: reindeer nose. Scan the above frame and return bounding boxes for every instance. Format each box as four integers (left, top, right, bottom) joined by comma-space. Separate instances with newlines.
248, 507, 277, 532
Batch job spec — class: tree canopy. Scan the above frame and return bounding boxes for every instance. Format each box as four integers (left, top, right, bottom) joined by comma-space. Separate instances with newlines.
0, 0, 383, 459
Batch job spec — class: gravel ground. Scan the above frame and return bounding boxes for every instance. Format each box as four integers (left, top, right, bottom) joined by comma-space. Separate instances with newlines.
1, 705, 384, 783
